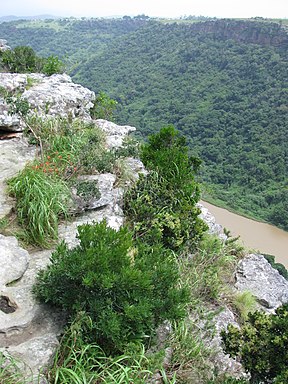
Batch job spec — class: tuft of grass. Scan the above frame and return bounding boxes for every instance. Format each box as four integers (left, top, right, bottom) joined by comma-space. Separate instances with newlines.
165, 319, 211, 384
48, 316, 154, 384
0, 352, 27, 384
8, 165, 71, 247
230, 291, 257, 323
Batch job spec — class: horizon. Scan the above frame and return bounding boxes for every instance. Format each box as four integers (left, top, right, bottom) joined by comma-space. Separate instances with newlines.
1, 0, 288, 20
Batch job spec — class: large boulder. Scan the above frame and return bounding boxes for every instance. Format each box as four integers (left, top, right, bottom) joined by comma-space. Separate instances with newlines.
235, 253, 288, 310
23, 74, 95, 120
0, 39, 11, 52
0, 73, 95, 132
95, 119, 136, 149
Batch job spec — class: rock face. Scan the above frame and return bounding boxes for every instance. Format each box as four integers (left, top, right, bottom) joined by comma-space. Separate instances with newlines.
235, 253, 288, 310
23, 74, 95, 120
0, 109, 140, 381
0, 73, 95, 132
0, 39, 11, 52
95, 119, 136, 149
198, 202, 227, 240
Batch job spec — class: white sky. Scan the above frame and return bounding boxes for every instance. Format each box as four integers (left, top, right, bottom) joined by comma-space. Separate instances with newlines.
1, 0, 287, 19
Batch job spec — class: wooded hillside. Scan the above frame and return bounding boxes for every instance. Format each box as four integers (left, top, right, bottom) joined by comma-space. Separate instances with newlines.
0, 17, 287, 229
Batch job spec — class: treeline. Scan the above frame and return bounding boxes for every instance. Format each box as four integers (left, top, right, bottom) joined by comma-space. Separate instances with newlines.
0, 17, 287, 229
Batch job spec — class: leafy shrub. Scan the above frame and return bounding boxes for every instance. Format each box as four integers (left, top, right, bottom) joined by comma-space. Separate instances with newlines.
124, 126, 207, 251
33, 220, 189, 355
1, 46, 39, 73
8, 165, 71, 247
90, 91, 118, 120
263, 254, 288, 280
42, 55, 64, 76
0, 45, 64, 75
221, 304, 288, 383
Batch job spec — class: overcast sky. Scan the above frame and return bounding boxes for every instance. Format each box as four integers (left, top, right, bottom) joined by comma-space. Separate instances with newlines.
1, 0, 287, 19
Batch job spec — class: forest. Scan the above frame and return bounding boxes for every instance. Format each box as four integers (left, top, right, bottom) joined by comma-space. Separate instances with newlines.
0, 17, 287, 229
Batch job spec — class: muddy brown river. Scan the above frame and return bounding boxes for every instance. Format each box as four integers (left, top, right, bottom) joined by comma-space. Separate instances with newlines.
201, 201, 288, 269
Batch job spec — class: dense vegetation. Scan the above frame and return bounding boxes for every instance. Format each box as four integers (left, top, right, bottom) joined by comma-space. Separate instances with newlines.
222, 304, 288, 383
0, 17, 287, 229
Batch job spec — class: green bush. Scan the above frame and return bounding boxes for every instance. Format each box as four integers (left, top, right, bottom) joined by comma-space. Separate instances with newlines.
221, 304, 288, 383
0, 45, 64, 75
263, 254, 288, 280
1, 46, 39, 73
90, 91, 118, 120
42, 55, 64, 76
33, 220, 189, 355
124, 126, 207, 251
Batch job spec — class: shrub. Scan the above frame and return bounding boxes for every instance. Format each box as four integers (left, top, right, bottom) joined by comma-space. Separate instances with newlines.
1, 46, 38, 73
221, 304, 288, 383
90, 91, 118, 120
33, 220, 189, 355
42, 55, 64, 76
124, 126, 207, 251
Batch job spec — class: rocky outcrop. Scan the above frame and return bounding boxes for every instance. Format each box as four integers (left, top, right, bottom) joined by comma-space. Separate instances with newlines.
23, 74, 95, 120
198, 202, 227, 240
188, 19, 288, 50
95, 119, 136, 149
235, 253, 288, 310
199, 204, 288, 380
0, 39, 10, 52
0, 73, 95, 132
0, 113, 140, 381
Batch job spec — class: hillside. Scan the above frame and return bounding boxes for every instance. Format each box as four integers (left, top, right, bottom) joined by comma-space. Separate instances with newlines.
0, 17, 287, 229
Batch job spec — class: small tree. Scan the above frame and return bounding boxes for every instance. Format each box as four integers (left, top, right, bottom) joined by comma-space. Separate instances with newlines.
90, 91, 118, 120
221, 304, 288, 383
33, 220, 189, 355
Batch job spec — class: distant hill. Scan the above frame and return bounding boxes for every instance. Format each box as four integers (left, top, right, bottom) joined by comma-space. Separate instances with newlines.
0, 15, 59, 23
0, 17, 287, 230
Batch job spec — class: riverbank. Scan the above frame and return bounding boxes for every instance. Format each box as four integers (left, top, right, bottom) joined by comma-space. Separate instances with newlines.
201, 200, 288, 269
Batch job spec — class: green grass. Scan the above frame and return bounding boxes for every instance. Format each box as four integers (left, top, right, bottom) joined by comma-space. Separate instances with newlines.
8, 165, 71, 247
0, 352, 28, 384
48, 318, 156, 384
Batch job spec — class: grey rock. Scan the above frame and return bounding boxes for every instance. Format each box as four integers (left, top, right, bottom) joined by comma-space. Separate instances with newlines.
95, 119, 136, 149
0, 39, 11, 52
235, 253, 288, 310
0, 234, 29, 287
208, 306, 246, 378
0, 73, 95, 132
198, 203, 227, 240
23, 74, 95, 120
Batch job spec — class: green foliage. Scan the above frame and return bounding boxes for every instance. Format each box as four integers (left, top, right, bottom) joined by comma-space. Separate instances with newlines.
33, 220, 189, 355
221, 304, 288, 383
7, 164, 71, 247
181, 235, 237, 304
0, 45, 64, 75
124, 126, 207, 251
90, 91, 118, 120
166, 319, 211, 383
5, 93, 30, 117
231, 291, 257, 323
264, 254, 288, 280
0, 352, 27, 384
49, 315, 154, 383
1, 45, 39, 72
42, 55, 64, 75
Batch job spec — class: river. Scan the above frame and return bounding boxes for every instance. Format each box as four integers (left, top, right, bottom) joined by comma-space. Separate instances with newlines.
201, 201, 288, 269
